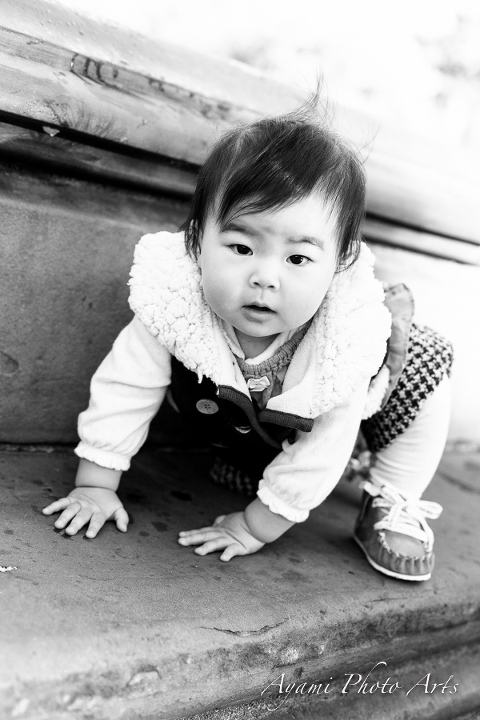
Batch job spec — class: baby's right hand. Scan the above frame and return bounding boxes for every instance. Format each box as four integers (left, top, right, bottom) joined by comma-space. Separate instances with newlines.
42, 487, 129, 538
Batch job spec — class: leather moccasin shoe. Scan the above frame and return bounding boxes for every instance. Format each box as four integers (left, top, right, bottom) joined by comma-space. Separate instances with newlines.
353, 480, 442, 581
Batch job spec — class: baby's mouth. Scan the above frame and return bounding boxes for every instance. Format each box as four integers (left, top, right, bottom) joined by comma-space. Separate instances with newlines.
244, 304, 275, 313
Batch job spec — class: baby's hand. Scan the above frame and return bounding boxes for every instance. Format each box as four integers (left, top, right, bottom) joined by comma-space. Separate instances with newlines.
178, 512, 265, 561
42, 487, 129, 538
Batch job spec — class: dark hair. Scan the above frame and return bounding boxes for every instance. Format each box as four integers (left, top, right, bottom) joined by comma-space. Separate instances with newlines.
184, 102, 365, 269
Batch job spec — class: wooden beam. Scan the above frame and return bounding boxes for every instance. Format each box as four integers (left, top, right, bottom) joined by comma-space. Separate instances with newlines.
364, 153, 480, 249
0, 0, 292, 113
0, 0, 478, 245
0, 25, 261, 165
363, 217, 480, 265
0, 122, 196, 196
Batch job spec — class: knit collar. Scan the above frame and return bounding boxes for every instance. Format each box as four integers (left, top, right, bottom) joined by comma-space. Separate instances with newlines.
128, 231, 391, 418
219, 319, 301, 364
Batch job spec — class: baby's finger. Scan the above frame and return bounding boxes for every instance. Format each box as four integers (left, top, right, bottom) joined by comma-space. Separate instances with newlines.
179, 526, 217, 538
53, 502, 82, 529
113, 507, 129, 533
178, 529, 220, 546
220, 544, 243, 562
194, 537, 230, 556
42, 497, 72, 515
84, 512, 106, 539
213, 515, 226, 526
63, 508, 94, 536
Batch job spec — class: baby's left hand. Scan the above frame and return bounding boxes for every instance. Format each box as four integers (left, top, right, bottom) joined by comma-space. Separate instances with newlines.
178, 512, 265, 561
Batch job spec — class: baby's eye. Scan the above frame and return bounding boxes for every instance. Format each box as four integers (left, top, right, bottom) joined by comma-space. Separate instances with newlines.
288, 254, 310, 266
230, 244, 252, 256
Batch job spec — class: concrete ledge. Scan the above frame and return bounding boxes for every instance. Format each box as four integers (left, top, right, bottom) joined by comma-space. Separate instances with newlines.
1, 447, 479, 719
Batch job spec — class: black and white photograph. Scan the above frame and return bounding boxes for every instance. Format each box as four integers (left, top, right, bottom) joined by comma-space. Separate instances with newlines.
1, 1, 479, 718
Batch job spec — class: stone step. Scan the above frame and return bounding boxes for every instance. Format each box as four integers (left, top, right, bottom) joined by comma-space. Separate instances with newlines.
1, 447, 479, 720
182, 642, 480, 719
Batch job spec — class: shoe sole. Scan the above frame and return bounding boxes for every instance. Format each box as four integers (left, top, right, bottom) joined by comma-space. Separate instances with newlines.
353, 534, 431, 582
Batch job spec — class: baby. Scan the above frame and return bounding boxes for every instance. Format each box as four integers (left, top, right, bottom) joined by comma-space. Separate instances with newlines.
43, 105, 453, 581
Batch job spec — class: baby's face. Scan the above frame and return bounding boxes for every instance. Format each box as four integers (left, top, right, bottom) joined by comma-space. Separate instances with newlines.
198, 193, 339, 354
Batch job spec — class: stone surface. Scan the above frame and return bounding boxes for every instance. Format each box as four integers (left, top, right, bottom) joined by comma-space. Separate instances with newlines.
0, 445, 479, 719
0, 161, 189, 443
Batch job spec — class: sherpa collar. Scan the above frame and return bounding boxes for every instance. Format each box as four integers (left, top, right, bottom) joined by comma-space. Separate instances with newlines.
128, 231, 391, 419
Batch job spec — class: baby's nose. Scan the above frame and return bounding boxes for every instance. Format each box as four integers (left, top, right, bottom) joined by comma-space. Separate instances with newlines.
251, 273, 278, 290
249, 262, 279, 289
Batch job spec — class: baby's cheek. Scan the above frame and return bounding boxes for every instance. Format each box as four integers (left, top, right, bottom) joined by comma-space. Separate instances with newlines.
203, 279, 229, 316
294, 287, 326, 322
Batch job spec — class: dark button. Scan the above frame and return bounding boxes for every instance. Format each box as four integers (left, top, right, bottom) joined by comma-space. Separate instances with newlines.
196, 399, 219, 415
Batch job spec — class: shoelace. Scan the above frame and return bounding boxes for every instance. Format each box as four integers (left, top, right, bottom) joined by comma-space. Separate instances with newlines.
361, 480, 443, 552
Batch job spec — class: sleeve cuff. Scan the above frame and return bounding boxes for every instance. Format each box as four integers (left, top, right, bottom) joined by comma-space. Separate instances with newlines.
257, 481, 309, 523
74, 442, 131, 472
